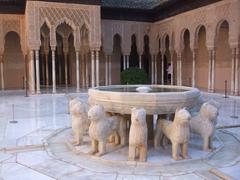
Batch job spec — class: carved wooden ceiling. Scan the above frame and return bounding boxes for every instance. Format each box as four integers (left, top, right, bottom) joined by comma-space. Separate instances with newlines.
0, 0, 222, 22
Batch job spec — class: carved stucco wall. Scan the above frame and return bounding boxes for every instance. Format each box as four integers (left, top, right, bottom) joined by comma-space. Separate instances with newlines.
101, 20, 151, 55
25, 1, 101, 51
150, 0, 240, 53
0, 15, 26, 56
101, 0, 240, 56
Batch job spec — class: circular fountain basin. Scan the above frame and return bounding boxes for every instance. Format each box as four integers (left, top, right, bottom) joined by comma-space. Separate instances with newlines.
88, 85, 200, 115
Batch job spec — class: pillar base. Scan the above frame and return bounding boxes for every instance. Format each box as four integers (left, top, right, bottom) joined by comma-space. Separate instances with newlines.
208, 89, 214, 93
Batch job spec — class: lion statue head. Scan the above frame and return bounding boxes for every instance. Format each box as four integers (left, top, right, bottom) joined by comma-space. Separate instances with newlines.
88, 105, 105, 122
131, 108, 147, 126
200, 102, 219, 122
71, 101, 87, 116
174, 108, 191, 125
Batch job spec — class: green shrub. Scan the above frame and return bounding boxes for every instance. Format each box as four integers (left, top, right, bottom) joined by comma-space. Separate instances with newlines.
121, 68, 148, 85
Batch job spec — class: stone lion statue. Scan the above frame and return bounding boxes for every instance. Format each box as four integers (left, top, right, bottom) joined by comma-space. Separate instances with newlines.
88, 105, 127, 156
154, 108, 191, 161
128, 108, 148, 162
70, 100, 89, 145
189, 102, 219, 152
69, 97, 81, 114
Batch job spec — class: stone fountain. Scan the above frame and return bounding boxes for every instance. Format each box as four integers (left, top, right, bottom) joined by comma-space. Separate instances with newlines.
88, 85, 200, 115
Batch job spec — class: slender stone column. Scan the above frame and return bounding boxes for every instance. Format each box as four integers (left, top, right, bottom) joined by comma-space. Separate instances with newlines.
177, 53, 182, 86
58, 54, 62, 85
85, 54, 89, 88
151, 55, 155, 84
91, 51, 95, 87
52, 49, 56, 94
139, 55, 142, 69
64, 52, 68, 88
231, 48, 236, 95
235, 48, 239, 95
123, 55, 126, 70
208, 50, 212, 92
45, 53, 49, 87
211, 49, 216, 92
170, 52, 174, 85
105, 55, 109, 86
96, 51, 100, 87
41, 53, 45, 85
192, 50, 196, 87
161, 54, 164, 84
154, 55, 157, 84
76, 51, 80, 93
109, 55, 112, 85
81, 54, 86, 88
35, 50, 41, 94
0, 55, 4, 91
29, 50, 35, 94
126, 55, 129, 69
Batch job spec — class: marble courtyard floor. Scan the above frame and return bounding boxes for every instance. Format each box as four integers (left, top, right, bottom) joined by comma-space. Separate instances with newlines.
0, 90, 240, 180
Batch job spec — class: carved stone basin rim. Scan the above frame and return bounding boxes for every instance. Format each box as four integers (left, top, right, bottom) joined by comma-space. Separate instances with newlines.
88, 85, 200, 115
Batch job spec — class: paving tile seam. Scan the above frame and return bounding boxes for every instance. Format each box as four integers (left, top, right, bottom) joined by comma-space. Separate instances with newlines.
15, 156, 58, 179
42, 145, 88, 172
2, 161, 57, 180
0, 154, 16, 164
204, 133, 225, 160
45, 128, 220, 176
205, 131, 240, 168
220, 129, 240, 142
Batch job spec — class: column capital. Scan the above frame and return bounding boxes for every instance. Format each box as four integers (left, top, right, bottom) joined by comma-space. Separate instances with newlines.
44, 50, 50, 55
0, 55, 3, 63
229, 38, 240, 49
122, 52, 130, 56
207, 46, 216, 51
177, 52, 182, 58
90, 47, 101, 52
51, 46, 56, 51
160, 48, 166, 55
236, 47, 240, 54
138, 51, 144, 56
190, 47, 198, 52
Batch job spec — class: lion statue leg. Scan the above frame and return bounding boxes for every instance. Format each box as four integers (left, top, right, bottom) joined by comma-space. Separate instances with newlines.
128, 145, 136, 161
96, 141, 107, 156
172, 142, 181, 161
139, 145, 147, 162
74, 132, 83, 146
203, 136, 212, 152
89, 139, 98, 155
181, 143, 191, 159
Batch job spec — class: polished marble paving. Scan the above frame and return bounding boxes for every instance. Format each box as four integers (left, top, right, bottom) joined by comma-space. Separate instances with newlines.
0, 90, 239, 179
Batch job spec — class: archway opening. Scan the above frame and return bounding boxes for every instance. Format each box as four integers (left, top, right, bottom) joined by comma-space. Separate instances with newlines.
129, 34, 139, 68
40, 22, 51, 89
142, 35, 151, 79
182, 29, 193, 87
56, 22, 73, 88
196, 26, 208, 91
112, 34, 122, 84
3, 31, 24, 89
215, 20, 231, 93
156, 37, 161, 84
163, 35, 171, 84
80, 24, 91, 87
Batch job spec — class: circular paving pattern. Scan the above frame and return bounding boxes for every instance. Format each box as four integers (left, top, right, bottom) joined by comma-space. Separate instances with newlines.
44, 127, 240, 179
